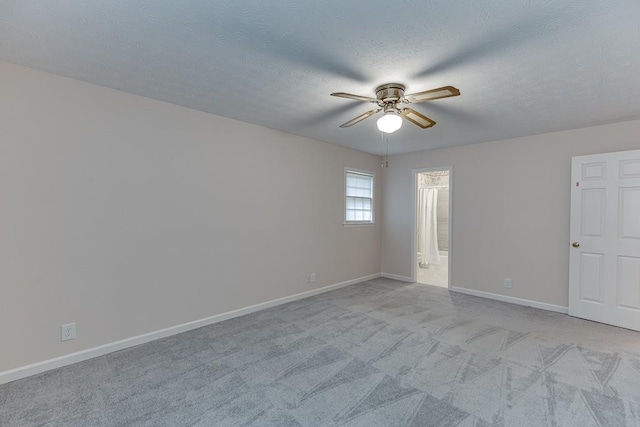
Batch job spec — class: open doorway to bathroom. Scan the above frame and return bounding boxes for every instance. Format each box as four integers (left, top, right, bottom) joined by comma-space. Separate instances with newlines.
413, 167, 451, 288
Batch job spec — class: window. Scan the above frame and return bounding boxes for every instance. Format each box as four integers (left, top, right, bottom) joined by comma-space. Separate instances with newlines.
345, 169, 374, 224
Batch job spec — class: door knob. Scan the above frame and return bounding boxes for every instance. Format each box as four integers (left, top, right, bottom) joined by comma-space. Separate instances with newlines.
572, 242, 580, 248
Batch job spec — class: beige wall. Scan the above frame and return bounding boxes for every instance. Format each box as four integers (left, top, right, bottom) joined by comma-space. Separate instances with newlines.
0, 62, 382, 372
382, 119, 640, 307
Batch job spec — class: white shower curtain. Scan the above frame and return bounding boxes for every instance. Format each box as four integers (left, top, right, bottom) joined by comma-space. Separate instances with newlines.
418, 188, 441, 266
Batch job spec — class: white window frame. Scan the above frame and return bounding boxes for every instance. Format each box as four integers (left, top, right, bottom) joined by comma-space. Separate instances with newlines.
344, 168, 375, 225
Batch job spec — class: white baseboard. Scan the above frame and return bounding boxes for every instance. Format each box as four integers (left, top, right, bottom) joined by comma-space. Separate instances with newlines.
380, 272, 414, 282
450, 286, 569, 314
0, 273, 381, 386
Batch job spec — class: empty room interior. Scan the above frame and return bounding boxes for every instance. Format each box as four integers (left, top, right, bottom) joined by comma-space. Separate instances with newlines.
2, 1, 640, 426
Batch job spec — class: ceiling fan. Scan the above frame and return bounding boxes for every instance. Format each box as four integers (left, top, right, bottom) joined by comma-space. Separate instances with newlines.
331, 83, 460, 133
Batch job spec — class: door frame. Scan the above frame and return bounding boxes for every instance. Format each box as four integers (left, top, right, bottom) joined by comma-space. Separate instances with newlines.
411, 166, 453, 287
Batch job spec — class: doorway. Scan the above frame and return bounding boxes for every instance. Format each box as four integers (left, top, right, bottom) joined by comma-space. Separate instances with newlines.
413, 167, 452, 288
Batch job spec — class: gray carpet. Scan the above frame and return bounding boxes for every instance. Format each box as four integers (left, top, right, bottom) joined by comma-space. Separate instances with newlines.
2, 278, 640, 426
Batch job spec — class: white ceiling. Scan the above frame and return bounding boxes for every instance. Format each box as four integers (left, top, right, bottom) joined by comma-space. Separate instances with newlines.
1, 1, 639, 155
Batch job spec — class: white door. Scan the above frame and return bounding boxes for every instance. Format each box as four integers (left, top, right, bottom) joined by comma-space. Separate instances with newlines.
569, 149, 640, 331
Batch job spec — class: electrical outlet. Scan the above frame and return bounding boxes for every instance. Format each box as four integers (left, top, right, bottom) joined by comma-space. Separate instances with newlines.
61, 322, 76, 342
306, 273, 317, 284
504, 278, 512, 289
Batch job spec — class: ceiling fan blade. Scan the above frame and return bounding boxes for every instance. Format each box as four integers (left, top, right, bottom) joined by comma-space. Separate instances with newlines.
339, 108, 381, 128
400, 108, 436, 129
331, 92, 378, 103
403, 86, 460, 104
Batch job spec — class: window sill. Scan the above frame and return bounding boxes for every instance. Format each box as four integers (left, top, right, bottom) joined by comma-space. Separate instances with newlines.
343, 222, 376, 227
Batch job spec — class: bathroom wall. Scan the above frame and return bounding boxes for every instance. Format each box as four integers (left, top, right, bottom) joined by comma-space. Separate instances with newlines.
436, 190, 449, 251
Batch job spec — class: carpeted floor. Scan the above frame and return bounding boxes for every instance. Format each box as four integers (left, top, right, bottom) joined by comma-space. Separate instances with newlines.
2, 278, 640, 426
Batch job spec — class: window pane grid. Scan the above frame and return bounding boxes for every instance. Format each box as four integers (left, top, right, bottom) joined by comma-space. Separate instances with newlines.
345, 171, 374, 223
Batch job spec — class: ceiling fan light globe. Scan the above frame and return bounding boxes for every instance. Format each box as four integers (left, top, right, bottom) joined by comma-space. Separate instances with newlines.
377, 113, 402, 133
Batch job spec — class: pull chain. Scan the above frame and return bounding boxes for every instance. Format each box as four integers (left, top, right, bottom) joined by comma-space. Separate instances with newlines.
385, 133, 389, 168
380, 131, 389, 168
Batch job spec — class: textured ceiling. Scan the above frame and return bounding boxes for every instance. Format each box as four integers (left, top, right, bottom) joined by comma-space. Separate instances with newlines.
1, 1, 640, 155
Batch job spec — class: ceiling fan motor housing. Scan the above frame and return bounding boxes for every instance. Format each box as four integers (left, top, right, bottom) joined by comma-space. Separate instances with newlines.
375, 83, 405, 103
